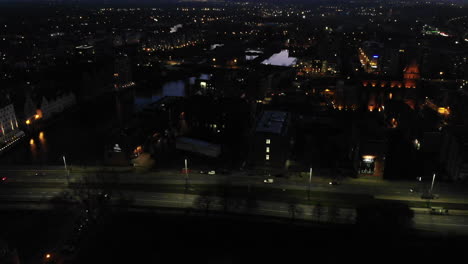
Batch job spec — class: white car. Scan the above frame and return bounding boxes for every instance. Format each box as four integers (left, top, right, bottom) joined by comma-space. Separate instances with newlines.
263, 178, 274, 183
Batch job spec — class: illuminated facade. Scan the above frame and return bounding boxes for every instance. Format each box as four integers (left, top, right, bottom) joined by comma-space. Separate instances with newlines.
114, 56, 135, 92
358, 140, 387, 178
403, 61, 420, 88
250, 111, 291, 173
0, 103, 24, 152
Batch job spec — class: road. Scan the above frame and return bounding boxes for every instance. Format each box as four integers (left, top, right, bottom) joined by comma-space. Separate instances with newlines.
2, 167, 468, 205
1, 182, 468, 235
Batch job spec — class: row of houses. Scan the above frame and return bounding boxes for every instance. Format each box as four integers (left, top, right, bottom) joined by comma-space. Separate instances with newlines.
0, 89, 76, 154
23, 91, 77, 124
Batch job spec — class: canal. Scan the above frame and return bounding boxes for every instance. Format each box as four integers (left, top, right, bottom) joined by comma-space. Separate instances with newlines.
0, 80, 187, 166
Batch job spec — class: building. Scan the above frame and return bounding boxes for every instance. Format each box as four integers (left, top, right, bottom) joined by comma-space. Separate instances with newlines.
359, 41, 383, 74
0, 102, 24, 153
357, 140, 387, 178
39, 92, 76, 120
250, 111, 291, 174
113, 55, 135, 92
439, 127, 468, 181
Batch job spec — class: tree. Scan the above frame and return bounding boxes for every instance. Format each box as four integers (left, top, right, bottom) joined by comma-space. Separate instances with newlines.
218, 181, 232, 213
194, 191, 215, 216
327, 206, 340, 223
244, 194, 258, 214
287, 198, 303, 222
312, 203, 325, 222
71, 173, 117, 220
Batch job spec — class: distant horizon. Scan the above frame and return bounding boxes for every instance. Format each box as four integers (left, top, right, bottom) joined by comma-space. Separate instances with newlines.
0, 0, 466, 4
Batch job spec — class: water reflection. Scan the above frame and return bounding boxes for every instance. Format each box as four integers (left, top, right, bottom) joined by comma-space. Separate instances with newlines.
162, 80, 185, 97
38, 131, 48, 153
1, 81, 184, 165
134, 80, 186, 110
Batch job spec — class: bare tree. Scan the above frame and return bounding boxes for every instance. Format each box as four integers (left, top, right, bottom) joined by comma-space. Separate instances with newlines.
71, 173, 116, 220
218, 184, 232, 213
244, 194, 258, 214
194, 191, 215, 216
312, 203, 325, 222
327, 206, 340, 223
288, 199, 303, 222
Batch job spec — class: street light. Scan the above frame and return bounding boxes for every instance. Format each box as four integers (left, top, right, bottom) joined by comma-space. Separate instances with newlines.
63, 155, 70, 185
430, 173, 436, 194
308, 168, 312, 201
184, 158, 189, 192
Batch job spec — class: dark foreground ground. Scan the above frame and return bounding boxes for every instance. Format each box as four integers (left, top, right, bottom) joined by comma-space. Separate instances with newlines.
1, 209, 468, 264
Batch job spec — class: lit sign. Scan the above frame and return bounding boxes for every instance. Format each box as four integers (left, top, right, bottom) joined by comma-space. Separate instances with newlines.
373, 55, 379, 58
362, 155, 375, 162
113, 144, 122, 152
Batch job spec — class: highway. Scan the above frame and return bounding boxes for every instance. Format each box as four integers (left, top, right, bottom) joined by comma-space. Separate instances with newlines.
1, 181, 468, 235
2, 168, 468, 205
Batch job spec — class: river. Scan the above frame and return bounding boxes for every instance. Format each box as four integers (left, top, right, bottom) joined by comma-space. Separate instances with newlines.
0, 80, 186, 166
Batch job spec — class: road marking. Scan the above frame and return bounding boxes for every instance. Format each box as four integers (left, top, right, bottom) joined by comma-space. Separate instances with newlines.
260, 209, 287, 214
417, 222, 468, 227
137, 199, 192, 204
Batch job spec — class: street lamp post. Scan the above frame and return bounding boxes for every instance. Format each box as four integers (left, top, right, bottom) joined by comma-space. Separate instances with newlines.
184, 158, 189, 192
308, 168, 312, 201
63, 155, 70, 185
430, 173, 436, 194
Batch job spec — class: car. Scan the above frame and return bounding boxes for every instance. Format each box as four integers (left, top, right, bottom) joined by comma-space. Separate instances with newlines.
35, 172, 46, 176
219, 169, 231, 175
181, 168, 191, 174
430, 207, 449, 215
208, 170, 216, 175
421, 193, 435, 199
199, 170, 208, 174
0, 176, 7, 183
329, 180, 340, 186
263, 178, 274, 183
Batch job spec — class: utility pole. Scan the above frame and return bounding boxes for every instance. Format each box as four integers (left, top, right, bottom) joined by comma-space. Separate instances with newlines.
184, 158, 189, 193
63, 155, 70, 185
308, 167, 312, 201
430, 173, 436, 194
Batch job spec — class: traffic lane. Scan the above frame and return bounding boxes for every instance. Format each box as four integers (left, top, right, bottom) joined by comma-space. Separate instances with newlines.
0, 178, 463, 207
413, 214, 468, 235
113, 192, 468, 234
0, 167, 464, 193
0, 169, 67, 177
2, 189, 468, 235
0, 188, 63, 201
1, 169, 466, 198
2, 173, 468, 207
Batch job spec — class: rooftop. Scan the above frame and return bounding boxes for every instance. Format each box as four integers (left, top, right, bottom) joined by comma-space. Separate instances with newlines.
256, 111, 288, 135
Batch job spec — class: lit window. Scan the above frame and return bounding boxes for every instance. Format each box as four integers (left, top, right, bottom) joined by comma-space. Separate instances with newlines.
266, 139, 271, 144
266, 147, 270, 153
266, 155, 270, 160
